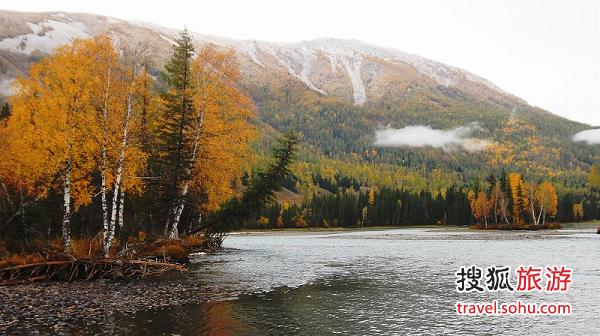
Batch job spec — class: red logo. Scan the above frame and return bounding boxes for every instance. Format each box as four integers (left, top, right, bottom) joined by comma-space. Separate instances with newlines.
516, 265, 543, 291
544, 266, 572, 292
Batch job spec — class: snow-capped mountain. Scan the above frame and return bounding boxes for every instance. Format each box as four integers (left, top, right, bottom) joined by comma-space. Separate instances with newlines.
0, 10, 514, 107
1, 10, 596, 179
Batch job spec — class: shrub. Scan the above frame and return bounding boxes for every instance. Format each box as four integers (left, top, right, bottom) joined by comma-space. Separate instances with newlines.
0, 253, 42, 268
154, 241, 187, 260
71, 237, 103, 258
182, 235, 205, 249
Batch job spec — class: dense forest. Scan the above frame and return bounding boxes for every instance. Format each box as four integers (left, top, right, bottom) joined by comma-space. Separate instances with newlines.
248, 169, 600, 229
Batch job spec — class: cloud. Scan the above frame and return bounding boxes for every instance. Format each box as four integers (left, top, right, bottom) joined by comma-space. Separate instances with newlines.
573, 129, 600, 144
374, 123, 492, 152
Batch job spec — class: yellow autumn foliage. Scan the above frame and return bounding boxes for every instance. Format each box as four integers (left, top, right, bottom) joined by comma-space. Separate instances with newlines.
188, 46, 256, 212
3, 38, 102, 207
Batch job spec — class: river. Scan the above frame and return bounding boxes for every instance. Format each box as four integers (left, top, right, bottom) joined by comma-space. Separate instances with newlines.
116, 226, 599, 335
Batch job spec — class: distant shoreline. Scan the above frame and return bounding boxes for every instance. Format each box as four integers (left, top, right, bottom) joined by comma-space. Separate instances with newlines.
233, 221, 599, 235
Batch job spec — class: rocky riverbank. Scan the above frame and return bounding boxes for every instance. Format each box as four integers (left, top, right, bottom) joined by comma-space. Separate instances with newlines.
0, 275, 229, 335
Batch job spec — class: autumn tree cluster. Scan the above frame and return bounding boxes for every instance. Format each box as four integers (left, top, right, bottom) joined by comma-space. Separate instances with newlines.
468, 172, 558, 228
252, 186, 473, 229
0, 31, 255, 254
245, 166, 600, 230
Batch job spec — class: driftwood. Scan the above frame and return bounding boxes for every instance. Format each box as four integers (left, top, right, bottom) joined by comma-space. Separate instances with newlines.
0, 258, 186, 286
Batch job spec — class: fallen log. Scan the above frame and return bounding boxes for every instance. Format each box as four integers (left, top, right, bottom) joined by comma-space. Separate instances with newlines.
0, 257, 186, 286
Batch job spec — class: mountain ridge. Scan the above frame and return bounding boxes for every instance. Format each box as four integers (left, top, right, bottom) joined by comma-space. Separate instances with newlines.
0, 9, 597, 189
1, 10, 525, 110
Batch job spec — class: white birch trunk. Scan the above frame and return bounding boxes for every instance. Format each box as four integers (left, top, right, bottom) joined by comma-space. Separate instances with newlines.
118, 191, 125, 229
105, 94, 132, 257
535, 196, 545, 227
101, 161, 108, 222
536, 206, 544, 226
498, 193, 511, 226
62, 159, 72, 252
527, 188, 537, 226
535, 193, 545, 226
100, 148, 109, 247
101, 73, 111, 255
530, 201, 537, 226
542, 208, 546, 226
168, 183, 188, 239
168, 113, 204, 240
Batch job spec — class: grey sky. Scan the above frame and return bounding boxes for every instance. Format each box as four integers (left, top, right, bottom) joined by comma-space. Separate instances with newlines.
2, 0, 599, 125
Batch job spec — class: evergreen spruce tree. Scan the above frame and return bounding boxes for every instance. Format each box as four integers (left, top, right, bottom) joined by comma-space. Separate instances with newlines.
0, 102, 9, 121
203, 131, 298, 237
156, 29, 197, 238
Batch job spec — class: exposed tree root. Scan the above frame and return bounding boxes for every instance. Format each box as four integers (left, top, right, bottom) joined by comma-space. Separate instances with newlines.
0, 234, 224, 286
0, 258, 186, 286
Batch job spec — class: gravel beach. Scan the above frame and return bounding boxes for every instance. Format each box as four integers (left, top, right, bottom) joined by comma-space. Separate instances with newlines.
0, 275, 227, 335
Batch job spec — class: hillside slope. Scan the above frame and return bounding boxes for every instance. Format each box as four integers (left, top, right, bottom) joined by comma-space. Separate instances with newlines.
0, 10, 597, 190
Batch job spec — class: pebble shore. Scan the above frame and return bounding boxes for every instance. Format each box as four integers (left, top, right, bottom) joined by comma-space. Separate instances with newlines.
0, 276, 225, 335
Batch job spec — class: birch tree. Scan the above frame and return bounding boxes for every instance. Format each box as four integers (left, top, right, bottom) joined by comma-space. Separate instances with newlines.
4, 39, 99, 252
87, 36, 124, 255
102, 43, 152, 256
522, 181, 540, 226
536, 181, 558, 226
184, 46, 255, 232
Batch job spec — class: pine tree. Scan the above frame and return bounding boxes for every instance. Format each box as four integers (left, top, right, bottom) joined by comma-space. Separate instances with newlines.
203, 131, 298, 237
0, 102, 9, 121
156, 29, 197, 239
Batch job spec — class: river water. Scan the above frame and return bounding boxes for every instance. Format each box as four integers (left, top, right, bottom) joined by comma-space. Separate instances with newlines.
117, 226, 599, 335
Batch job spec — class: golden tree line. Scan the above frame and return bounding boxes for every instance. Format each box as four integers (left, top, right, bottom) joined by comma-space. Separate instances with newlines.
0, 33, 256, 254
468, 173, 558, 228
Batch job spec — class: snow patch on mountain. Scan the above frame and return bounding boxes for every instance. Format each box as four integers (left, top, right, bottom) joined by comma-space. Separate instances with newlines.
218, 38, 492, 105
339, 54, 366, 106
257, 42, 326, 95
250, 39, 372, 103
105, 17, 121, 24
0, 78, 14, 96
0, 19, 89, 54
241, 41, 264, 67
325, 53, 340, 73
124, 22, 507, 104
254, 38, 507, 101
464, 72, 507, 94
160, 34, 176, 46
0, 14, 509, 106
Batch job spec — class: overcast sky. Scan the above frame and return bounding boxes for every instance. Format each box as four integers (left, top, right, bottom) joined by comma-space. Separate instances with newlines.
2, 0, 599, 125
